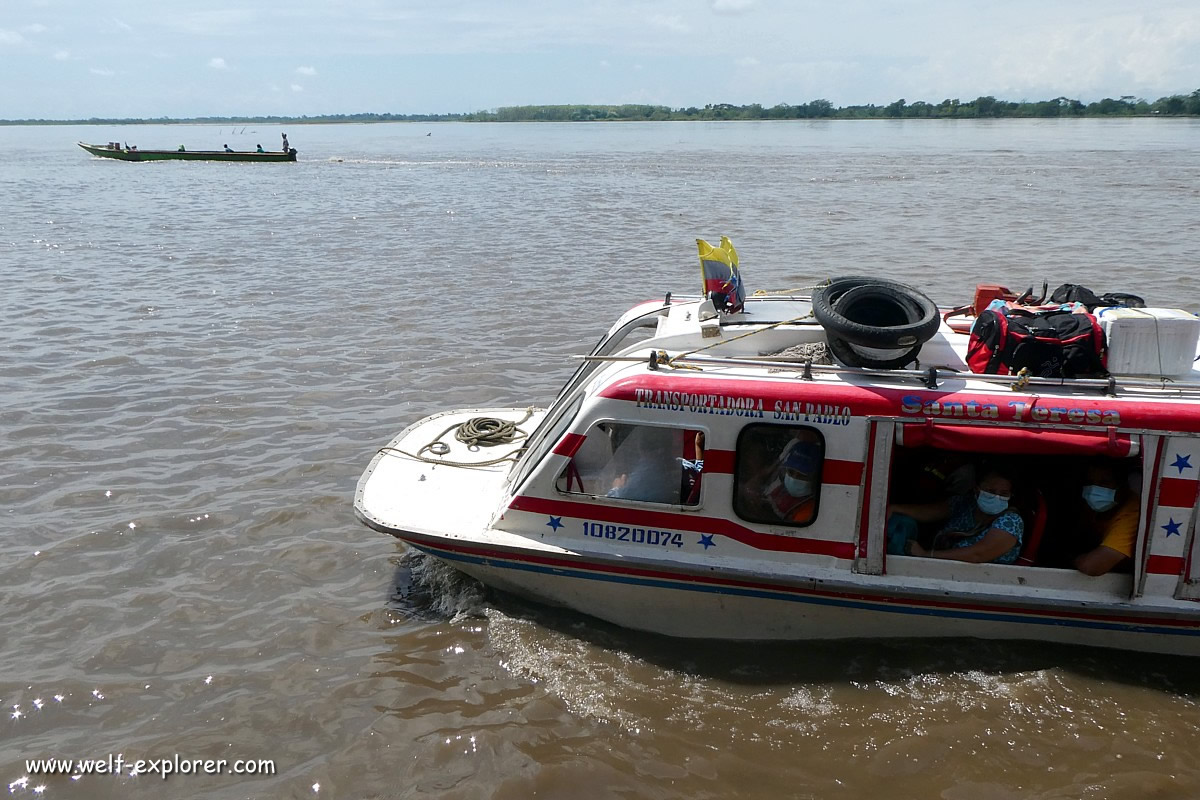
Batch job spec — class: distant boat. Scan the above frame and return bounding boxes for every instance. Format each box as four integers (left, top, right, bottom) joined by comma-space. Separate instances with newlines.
78, 142, 297, 163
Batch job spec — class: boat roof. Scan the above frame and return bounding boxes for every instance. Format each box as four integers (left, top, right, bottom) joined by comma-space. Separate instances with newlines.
583, 295, 1200, 421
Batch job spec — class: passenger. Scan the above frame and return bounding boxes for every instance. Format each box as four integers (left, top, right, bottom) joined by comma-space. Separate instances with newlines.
604, 426, 683, 504
224, 144, 234, 152
887, 468, 1024, 563
256, 144, 264, 153
178, 145, 186, 152
1072, 463, 1140, 576
739, 438, 820, 524
909, 452, 976, 503
680, 431, 705, 504
281, 133, 289, 152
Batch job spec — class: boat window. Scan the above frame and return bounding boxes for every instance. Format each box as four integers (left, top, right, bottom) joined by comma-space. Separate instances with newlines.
887, 444, 1143, 570
733, 424, 825, 527
555, 422, 705, 506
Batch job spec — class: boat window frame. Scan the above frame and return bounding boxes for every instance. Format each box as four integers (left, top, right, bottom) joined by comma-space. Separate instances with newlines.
508, 305, 669, 491
507, 392, 584, 497
731, 422, 826, 529
549, 307, 667, 407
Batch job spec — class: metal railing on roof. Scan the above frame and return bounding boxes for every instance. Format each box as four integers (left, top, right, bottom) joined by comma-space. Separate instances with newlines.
575, 351, 1200, 396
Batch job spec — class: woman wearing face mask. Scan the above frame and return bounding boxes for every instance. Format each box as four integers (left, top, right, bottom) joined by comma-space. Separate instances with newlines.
740, 439, 820, 524
887, 469, 1024, 563
1072, 463, 1140, 576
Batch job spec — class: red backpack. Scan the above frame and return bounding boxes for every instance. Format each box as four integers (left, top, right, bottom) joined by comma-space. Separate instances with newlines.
967, 307, 1107, 378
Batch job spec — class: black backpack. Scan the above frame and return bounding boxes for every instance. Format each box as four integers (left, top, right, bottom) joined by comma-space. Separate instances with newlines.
967, 308, 1107, 378
1049, 283, 1146, 312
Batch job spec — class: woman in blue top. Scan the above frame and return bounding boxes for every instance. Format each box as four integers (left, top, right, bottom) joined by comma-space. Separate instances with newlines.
887, 468, 1024, 564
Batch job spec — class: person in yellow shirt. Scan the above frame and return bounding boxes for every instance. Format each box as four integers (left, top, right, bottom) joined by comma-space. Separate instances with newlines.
1073, 463, 1140, 576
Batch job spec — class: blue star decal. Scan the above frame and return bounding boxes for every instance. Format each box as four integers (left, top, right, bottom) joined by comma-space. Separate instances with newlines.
698, 534, 715, 550
1170, 454, 1194, 475
1162, 517, 1183, 537
546, 516, 563, 531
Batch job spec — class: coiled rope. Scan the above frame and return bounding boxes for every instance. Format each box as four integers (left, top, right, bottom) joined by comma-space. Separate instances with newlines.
379, 408, 536, 468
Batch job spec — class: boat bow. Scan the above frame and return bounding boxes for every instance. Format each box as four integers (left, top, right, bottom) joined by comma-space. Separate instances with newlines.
355, 408, 545, 540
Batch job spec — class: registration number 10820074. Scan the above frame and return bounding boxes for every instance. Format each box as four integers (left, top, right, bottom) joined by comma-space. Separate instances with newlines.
581, 522, 684, 548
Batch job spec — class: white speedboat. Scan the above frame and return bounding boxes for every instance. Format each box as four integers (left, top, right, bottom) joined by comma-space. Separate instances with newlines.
356, 243, 1200, 656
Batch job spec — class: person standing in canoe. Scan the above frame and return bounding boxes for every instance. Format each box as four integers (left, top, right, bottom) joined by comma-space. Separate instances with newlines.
281, 133, 289, 152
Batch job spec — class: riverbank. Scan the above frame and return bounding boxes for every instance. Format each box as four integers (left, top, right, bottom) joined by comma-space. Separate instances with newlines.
4, 94, 1199, 126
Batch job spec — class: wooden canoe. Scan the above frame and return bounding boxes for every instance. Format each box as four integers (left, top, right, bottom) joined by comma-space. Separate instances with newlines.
78, 142, 297, 162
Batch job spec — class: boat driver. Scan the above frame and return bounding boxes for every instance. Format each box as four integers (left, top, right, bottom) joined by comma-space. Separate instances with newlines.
740, 438, 820, 525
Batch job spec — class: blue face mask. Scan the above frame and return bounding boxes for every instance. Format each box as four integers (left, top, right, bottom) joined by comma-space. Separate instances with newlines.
1082, 484, 1117, 513
783, 473, 813, 498
976, 490, 1010, 515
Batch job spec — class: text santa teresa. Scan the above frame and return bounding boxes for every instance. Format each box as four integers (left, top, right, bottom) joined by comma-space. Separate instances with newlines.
900, 395, 1121, 425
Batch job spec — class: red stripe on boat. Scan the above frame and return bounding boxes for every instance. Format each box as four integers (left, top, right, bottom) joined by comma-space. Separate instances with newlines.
508, 495, 855, 559
858, 422, 878, 561
552, 433, 587, 457
1147, 554, 1185, 575
1159, 477, 1200, 509
701, 449, 735, 473
692, 450, 859, 484
826, 459, 864, 486
601, 375, 1200, 434
900, 421, 1132, 456
1143, 438, 1165, 562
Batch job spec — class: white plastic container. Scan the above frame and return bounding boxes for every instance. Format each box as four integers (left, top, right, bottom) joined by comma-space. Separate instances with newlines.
1097, 307, 1200, 377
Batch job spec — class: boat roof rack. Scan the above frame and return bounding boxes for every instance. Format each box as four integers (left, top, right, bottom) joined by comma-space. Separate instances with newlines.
578, 352, 1200, 396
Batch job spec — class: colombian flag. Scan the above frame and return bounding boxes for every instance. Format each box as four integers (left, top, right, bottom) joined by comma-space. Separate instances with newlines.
697, 236, 745, 313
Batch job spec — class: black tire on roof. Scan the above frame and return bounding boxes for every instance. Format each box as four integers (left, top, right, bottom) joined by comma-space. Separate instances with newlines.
812, 277, 941, 350
825, 334, 923, 370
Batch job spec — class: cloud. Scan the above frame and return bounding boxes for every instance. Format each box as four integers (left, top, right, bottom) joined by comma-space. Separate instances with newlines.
908, 9, 1200, 100
291, 84, 304, 92
90, 67, 115, 77
736, 56, 760, 68
53, 49, 69, 60
167, 10, 255, 36
0, 29, 25, 46
648, 14, 688, 34
712, 0, 755, 13
296, 66, 316, 76
729, 58, 861, 103
208, 57, 228, 69
22, 23, 48, 34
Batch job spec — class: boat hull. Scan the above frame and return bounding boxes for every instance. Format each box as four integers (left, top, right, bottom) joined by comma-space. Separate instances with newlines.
354, 292, 1200, 658
392, 531, 1200, 657
78, 143, 296, 162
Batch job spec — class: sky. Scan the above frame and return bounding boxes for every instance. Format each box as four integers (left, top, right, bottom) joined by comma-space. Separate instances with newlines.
2, 0, 1199, 119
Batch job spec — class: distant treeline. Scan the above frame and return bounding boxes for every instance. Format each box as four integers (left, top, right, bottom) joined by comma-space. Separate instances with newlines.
5, 92, 1200, 125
